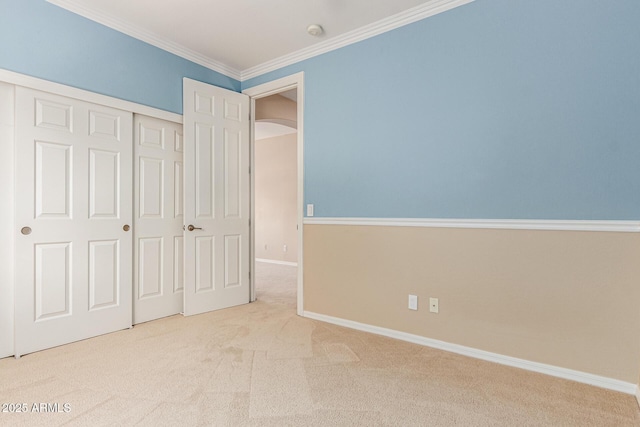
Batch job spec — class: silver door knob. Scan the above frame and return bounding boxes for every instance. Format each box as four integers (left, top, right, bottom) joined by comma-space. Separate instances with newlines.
20, 226, 32, 235
187, 225, 202, 231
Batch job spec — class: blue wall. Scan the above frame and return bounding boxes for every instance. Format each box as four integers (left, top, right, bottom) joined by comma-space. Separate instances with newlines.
0, 0, 239, 113
3, 0, 639, 219
244, 0, 640, 220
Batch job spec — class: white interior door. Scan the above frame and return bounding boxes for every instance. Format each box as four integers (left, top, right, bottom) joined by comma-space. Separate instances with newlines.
14, 87, 133, 356
183, 78, 250, 316
133, 115, 184, 324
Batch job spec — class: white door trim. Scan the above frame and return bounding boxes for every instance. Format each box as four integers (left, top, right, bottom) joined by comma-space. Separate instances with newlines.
0, 82, 15, 358
243, 72, 305, 316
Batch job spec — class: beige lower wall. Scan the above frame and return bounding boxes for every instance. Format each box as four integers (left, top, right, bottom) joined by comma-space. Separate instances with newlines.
303, 224, 640, 383
254, 133, 297, 263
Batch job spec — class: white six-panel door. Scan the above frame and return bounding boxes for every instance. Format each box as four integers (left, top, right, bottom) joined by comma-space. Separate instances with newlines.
183, 78, 251, 316
133, 115, 184, 324
14, 87, 133, 356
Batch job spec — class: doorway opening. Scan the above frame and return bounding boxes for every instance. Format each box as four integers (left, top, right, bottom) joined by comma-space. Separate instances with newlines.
244, 72, 304, 316
253, 90, 298, 308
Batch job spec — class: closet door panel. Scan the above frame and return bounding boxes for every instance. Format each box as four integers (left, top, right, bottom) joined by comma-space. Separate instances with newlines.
14, 87, 132, 357
133, 114, 183, 324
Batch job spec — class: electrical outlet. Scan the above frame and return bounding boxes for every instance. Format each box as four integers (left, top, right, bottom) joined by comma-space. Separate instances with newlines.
429, 297, 439, 314
408, 294, 418, 311
306, 204, 314, 217
283, 244, 287, 252
264, 244, 268, 250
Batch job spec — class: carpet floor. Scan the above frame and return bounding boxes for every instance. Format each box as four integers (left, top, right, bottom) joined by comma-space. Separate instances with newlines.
1, 262, 639, 426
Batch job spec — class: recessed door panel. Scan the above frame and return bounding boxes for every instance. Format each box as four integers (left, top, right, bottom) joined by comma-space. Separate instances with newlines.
195, 92, 214, 115
224, 235, 241, 288
175, 131, 183, 152
195, 236, 214, 293
174, 236, 184, 293
89, 240, 119, 310
224, 129, 241, 218
35, 242, 71, 321
138, 237, 163, 299
195, 123, 214, 219
89, 149, 120, 219
139, 157, 164, 219
174, 161, 183, 219
224, 99, 241, 122
140, 122, 164, 149
35, 99, 72, 133
89, 110, 121, 141
35, 141, 72, 219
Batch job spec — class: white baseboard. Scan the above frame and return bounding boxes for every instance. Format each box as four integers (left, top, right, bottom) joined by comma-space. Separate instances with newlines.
256, 258, 298, 267
303, 311, 637, 395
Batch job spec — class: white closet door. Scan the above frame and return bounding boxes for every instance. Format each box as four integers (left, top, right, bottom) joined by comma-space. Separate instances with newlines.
133, 114, 184, 324
183, 78, 250, 316
14, 87, 133, 356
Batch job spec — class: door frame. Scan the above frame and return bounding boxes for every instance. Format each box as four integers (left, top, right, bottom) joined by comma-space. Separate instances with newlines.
243, 72, 304, 316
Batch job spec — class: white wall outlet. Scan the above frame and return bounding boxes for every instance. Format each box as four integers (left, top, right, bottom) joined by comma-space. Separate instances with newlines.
408, 294, 418, 311
306, 204, 314, 217
429, 297, 439, 313
283, 244, 287, 252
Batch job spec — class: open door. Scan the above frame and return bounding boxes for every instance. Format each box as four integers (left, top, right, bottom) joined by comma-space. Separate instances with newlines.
183, 78, 250, 316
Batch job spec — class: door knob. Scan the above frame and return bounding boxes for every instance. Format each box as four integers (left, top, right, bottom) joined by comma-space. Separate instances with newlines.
20, 226, 32, 235
187, 224, 202, 231
123, 224, 130, 232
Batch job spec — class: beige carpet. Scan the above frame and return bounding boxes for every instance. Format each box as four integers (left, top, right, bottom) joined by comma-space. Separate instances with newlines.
1, 262, 639, 426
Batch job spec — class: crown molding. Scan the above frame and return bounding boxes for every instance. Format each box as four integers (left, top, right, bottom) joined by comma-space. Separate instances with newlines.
48, 0, 474, 83
240, 0, 474, 80
46, 0, 242, 81
303, 217, 640, 233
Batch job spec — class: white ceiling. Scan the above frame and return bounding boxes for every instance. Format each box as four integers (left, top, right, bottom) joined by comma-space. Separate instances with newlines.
48, 0, 470, 80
